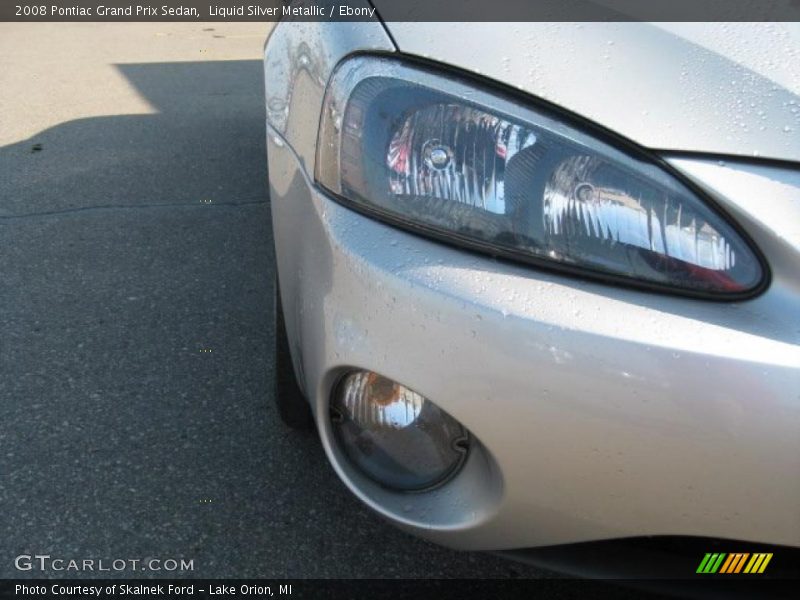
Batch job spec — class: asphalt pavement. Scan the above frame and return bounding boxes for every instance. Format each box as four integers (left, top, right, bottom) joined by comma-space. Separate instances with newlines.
0, 23, 555, 579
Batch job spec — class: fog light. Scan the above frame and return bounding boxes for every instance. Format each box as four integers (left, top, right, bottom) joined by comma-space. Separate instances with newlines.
331, 371, 469, 491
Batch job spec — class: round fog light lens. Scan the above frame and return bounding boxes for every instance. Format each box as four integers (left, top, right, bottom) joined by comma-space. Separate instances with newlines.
331, 371, 469, 491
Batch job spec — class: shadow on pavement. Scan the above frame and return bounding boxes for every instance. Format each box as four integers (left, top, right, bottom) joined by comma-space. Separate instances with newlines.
0, 60, 549, 578
1, 60, 266, 216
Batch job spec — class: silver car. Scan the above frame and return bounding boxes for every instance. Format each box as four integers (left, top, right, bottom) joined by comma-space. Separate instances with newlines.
265, 11, 800, 575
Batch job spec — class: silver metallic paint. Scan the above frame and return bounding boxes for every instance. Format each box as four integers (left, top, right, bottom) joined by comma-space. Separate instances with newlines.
385, 22, 800, 163
264, 10, 394, 172
265, 21, 800, 549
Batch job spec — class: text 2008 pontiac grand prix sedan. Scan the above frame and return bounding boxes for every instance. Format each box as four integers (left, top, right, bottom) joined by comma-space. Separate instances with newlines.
264, 8, 800, 577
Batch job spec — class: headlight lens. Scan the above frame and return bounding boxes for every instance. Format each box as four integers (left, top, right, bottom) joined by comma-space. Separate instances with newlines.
331, 371, 469, 491
317, 57, 765, 297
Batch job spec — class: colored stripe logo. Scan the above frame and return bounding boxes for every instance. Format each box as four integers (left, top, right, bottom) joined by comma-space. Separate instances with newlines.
696, 552, 773, 574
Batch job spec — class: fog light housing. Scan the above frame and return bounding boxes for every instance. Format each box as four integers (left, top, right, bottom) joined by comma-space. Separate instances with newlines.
331, 371, 470, 492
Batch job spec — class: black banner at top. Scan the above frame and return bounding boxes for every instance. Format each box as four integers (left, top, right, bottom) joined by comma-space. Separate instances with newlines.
3, 0, 800, 22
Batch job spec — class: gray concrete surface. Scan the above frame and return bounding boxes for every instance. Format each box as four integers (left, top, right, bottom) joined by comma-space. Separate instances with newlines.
0, 23, 555, 578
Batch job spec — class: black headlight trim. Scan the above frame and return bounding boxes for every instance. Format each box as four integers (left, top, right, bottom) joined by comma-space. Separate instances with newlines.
315, 53, 771, 301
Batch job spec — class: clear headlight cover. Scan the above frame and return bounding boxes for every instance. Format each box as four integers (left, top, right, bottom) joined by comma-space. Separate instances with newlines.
317, 57, 765, 297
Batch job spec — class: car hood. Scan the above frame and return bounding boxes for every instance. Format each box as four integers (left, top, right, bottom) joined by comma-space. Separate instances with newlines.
382, 22, 800, 163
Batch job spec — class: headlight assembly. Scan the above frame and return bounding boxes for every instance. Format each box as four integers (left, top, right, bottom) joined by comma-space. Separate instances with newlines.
317, 57, 766, 298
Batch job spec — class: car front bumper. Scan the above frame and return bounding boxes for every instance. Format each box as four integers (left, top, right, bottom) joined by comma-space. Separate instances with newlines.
268, 123, 800, 551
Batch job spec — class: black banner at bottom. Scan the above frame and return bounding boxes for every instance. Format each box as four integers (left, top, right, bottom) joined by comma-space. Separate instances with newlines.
1, 579, 796, 600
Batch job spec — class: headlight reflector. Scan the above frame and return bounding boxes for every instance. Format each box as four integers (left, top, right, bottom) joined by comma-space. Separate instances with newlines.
317, 57, 765, 297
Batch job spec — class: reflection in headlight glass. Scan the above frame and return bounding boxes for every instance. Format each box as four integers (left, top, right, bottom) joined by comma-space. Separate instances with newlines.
386, 103, 538, 215
319, 60, 763, 296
